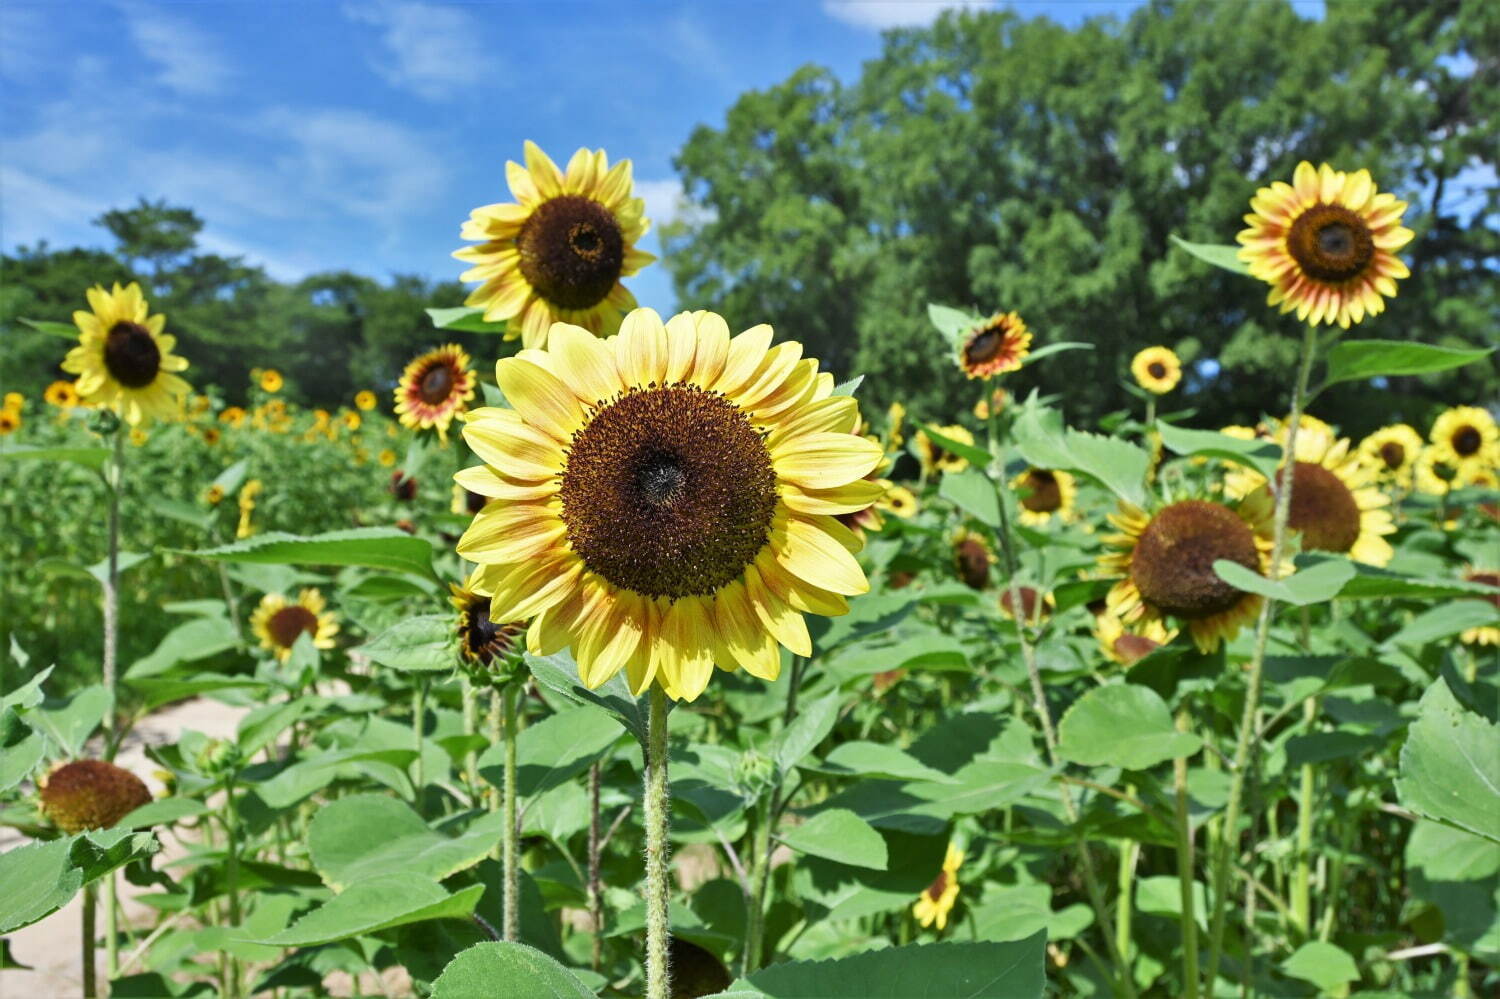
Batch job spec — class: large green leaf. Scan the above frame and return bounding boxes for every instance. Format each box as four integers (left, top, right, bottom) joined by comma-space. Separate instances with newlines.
0, 444, 111, 471
939, 468, 1001, 527
1280, 941, 1359, 993
1057, 683, 1201, 770
1381, 601, 1500, 650
1396, 679, 1500, 845
778, 809, 888, 870
256, 874, 484, 946
927, 303, 979, 342
0, 829, 159, 933
26, 684, 112, 756
0, 710, 44, 793
481, 703, 623, 799
430, 941, 595, 998
1011, 405, 1149, 507
426, 306, 510, 335
182, 528, 436, 580
1335, 565, 1500, 600
526, 651, 651, 745
814, 741, 954, 784
251, 748, 416, 809
1213, 558, 1355, 607
1322, 339, 1492, 388
17, 317, 80, 340
1155, 421, 1281, 479
920, 424, 995, 468
1169, 234, 1249, 275
772, 692, 842, 778
308, 794, 507, 888
355, 615, 458, 673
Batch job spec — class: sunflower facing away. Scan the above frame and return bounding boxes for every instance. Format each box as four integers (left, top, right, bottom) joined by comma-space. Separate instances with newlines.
451, 573, 526, 668
394, 344, 477, 441
1101, 493, 1278, 653
454, 141, 655, 348
63, 282, 191, 425
913, 844, 965, 931
957, 312, 1031, 379
1429, 406, 1497, 469
1237, 161, 1413, 328
1131, 346, 1182, 394
1358, 423, 1424, 488
1013, 467, 1077, 526
457, 309, 881, 702
250, 589, 339, 662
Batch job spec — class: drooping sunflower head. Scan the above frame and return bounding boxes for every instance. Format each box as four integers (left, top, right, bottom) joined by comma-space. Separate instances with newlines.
450, 576, 526, 669
1237, 162, 1413, 328
951, 528, 994, 590
916, 424, 974, 477
957, 312, 1030, 380
39, 759, 152, 834
250, 588, 339, 662
912, 844, 965, 931
1100, 493, 1276, 653
354, 390, 377, 412
1013, 467, 1077, 526
1358, 423, 1424, 487
454, 141, 655, 348
1430, 407, 1497, 468
394, 344, 476, 441
1130, 346, 1182, 395
61, 282, 191, 425
44, 380, 81, 408
456, 309, 881, 702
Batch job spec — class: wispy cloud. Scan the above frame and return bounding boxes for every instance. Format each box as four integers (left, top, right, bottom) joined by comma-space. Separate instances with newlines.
118, 2, 232, 95
343, 0, 498, 101
822, 1, 994, 30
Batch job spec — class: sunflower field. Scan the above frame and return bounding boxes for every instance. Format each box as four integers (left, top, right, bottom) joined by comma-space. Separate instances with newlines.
3, 84, 1500, 999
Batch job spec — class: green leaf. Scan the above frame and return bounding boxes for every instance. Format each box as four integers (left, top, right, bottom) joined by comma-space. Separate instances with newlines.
1057, 683, 1202, 770
1396, 679, 1500, 845
1322, 339, 1492, 388
308, 794, 507, 889
1334, 565, 1500, 600
779, 809, 888, 870
927, 303, 979, 342
120, 797, 209, 828
0, 444, 111, 471
125, 616, 238, 679
18, 317, 80, 340
1156, 421, 1282, 479
27, 684, 112, 756
1022, 341, 1093, 368
0, 710, 44, 793
1011, 405, 1149, 507
939, 469, 1000, 527
1213, 558, 1355, 607
773, 692, 842, 778
252, 748, 416, 810
525, 651, 651, 745
181, 527, 436, 580
426, 306, 510, 335
126, 672, 267, 712
1136, 875, 1209, 932
483, 704, 623, 799
707, 934, 1046, 998
1169, 234, 1249, 275
1280, 941, 1360, 993
1381, 601, 1500, 650
355, 615, 458, 672
920, 424, 994, 468
815, 741, 954, 784
0, 829, 159, 933
257, 874, 484, 946
431, 942, 595, 998
831, 375, 864, 397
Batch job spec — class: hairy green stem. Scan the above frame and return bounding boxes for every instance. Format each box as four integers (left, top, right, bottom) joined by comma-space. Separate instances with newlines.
103, 430, 123, 751
588, 760, 604, 971
1116, 833, 1139, 966
462, 677, 480, 801
644, 686, 672, 999
1291, 696, 1317, 935
503, 682, 520, 941
1174, 711, 1200, 999
225, 778, 243, 998
743, 798, 773, 976
412, 678, 428, 816
1204, 322, 1318, 992
83, 882, 98, 998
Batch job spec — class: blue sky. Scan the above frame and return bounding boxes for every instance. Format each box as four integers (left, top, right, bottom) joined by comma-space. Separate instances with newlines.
1, 1, 1324, 312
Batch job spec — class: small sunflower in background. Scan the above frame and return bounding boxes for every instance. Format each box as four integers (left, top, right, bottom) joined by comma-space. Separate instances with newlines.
1358, 423, 1424, 488
395, 344, 476, 441
204, 484, 226, 505
1429, 406, 1496, 470
260, 369, 284, 393
913, 844, 964, 931
341, 410, 362, 432
378, 448, 398, 467
1012, 467, 1076, 526
957, 312, 1030, 380
952, 528, 994, 590
62, 282, 191, 425
250, 589, 339, 662
1100, 493, 1278, 653
354, 390, 377, 412
451, 573, 526, 668
1458, 568, 1499, 646
916, 424, 974, 477
1130, 347, 1182, 395
1094, 612, 1176, 666
882, 484, 918, 519
999, 585, 1053, 626
44, 380, 81, 408
452, 481, 489, 517
236, 479, 263, 538
885, 401, 907, 450
1237, 161, 1412, 328
973, 387, 1007, 421
2, 391, 21, 411
220, 406, 246, 428
128, 427, 149, 446
201, 427, 221, 446
454, 140, 655, 347
0, 409, 20, 435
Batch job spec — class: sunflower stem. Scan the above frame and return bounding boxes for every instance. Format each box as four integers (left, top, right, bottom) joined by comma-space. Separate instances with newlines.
1174, 710, 1200, 999
502, 681, 520, 941
644, 685, 672, 999
103, 429, 124, 752
462, 677, 480, 803
588, 760, 604, 971
412, 677, 427, 817
83, 882, 98, 998
104, 869, 119, 982
1291, 695, 1317, 936
1116, 807, 1139, 965
1204, 322, 1318, 993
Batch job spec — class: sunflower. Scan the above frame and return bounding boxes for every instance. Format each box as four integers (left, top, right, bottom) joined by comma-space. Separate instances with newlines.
201, 426, 221, 446
236, 479, 262, 539
882, 484, 918, 518
354, 390, 377, 412
1413, 447, 1462, 498
973, 387, 1007, 421
885, 401, 907, 450
1100, 493, 1277, 653
1358, 423, 1424, 488
950, 528, 994, 590
44, 380, 81, 408
205, 484, 226, 505
389, 470, 418, 501
1237, 162, 1412, 328
0, 409, 20, 435
451, 574, 526, 667
378, 448, 398, 468
957, 312, 1030, 379
1225, 420, 1395, 566
916, 424, 974, 477
39, 760, 152, 834
394, 344, 476, 441
1012, 467, 1077, 526
999, 585, 1053, 625
341, 410, 362, 432
128, 427, 148, 447
457, 309, 881, 702
2, 391, 21, 411
220, 406, 246, 428
1094, 612, 1177, 666
454, 141, 655, 348
260, 369, 284, 393
1131, 347, 1182, 394
913, 844, 964, 931
1429, 406, 1497, 469
1459, 569, 1500, 646
62, 282, 191, 425
250, 588, 338, 662
452, 481, 489, 517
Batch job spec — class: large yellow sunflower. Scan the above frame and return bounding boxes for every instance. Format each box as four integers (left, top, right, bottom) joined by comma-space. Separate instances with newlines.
394, 344, 476, 441
62, 282, 191, 425
1237, 162, 1413, 328
454, 141, 655, 348
250, 588, 338, 662
1429, 406, 1497, 469
1130, 346, 1182, 394
913, 844, 964, 931
916, 424, 974, 477
1101, 493, 1277, 653
1358, 423, 1424, 488
1225, 420, 1395, 566
957, 312, 1030, 379
456, 309, 881, 702
1012, 467, 1077, 526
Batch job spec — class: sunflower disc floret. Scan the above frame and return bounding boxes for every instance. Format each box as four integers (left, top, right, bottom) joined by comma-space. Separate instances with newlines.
39, 759, 152, 834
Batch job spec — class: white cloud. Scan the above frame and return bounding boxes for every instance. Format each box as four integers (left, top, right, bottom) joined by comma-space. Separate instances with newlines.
822, 1, 994, 30
343, 0, 498, 101
118, 3, 232, 95
634, 178, 715, 232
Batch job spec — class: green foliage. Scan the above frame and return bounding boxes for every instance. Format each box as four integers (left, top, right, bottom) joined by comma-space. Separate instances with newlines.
1397, 679, 1500, 845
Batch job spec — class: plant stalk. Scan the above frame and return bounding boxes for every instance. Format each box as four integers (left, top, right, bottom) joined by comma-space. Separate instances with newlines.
1291, 696, 1317, 936
82, 883, 98, 998
643, 685, 672, 999
588, 760, 604, 970
462, 677, 480, 801
103, 430, 124, 750
1174, 711, 1200, 999
502, 682, 520, 941
412, 677, 428, 816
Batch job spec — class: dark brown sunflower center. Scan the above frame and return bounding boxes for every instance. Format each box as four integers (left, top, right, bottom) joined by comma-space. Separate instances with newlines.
1284, 462, 1362, 553
1114, 634, 1161, 664
1379, 441, 1406, 470
103, 321, 161, 388
1287, 204, 1375, 283
1148, 362, 1167, 379
465, 489, 487, 515
461, 597, 522, 665
559, 385, 777, 599
267, 605, 318, 649
1452, 425, 1482, 457
926, 870, 949, 902
419, 363, 455, 405
1130, 500, 1261, 619
965, 326, 1006, 365
516, 194, 625, 310
1019, 470, 1062, 513
954, 538, 990, 590
1001, 586, 1046, 620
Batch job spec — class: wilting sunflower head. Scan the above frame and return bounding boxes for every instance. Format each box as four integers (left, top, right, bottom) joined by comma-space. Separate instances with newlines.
912, 844, 964, 931
394, 344, 476, 441
44, 380, 81, 408
1430, 407, 1497, 468
1013, 467, 1077, 526
1094, 611, 1176, 666
1358, 423, 1424, 486
61, 282, 191, 426
456, 309, 881, 702
354, 390, 377, 412
39, 759, 152, 834
454, 141, 655, 348
957, 312, 1031, 380
1131, 346, 1182, 395
250, 588, 338, 662
1237, 161, 1413, 328
916, 424, 974, 477
450, 576, 526, 669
